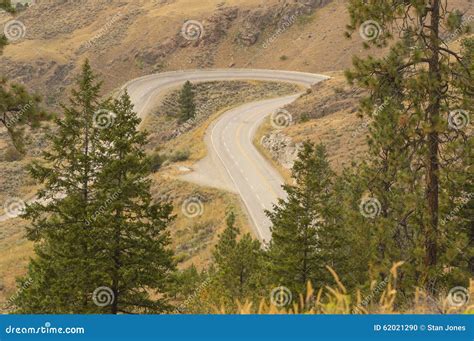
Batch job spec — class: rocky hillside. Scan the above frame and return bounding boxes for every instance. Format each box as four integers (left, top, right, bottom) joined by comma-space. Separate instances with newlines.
0, 0, 375, 108
2, 0, 471, 108
258, 73, 368, 174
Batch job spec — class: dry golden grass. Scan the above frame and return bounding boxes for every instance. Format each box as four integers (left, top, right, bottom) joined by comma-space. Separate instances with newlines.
215, 263, 474, 315
0, 219, 33, 309
254, 73, 368, 175
144, 80, 301, 161
150, 174, 252, 271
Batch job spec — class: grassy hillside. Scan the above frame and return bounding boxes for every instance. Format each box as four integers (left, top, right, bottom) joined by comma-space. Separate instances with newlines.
0, 0, 472, 314
0, 0, 384, 107
0, 79, 299, 309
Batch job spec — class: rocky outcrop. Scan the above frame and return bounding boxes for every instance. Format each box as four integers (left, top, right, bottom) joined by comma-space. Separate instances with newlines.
261, 132, 301, 169
236, 0, 332, 46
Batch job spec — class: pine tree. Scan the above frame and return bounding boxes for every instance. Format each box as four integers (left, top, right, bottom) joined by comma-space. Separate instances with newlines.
266, 142, 339, 294
178, 81, 196, 123
14, 60, 104, 313
0, 80, 50, 152
210, 212, 263, 307
0, 7, 50, 152
169, 265, 203, 304
345, 0, 473, 292
93, 92, 176, 314
13, 61, 176, 313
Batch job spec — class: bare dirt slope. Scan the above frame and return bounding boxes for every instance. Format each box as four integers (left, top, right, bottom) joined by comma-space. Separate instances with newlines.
0, 0, 374, 105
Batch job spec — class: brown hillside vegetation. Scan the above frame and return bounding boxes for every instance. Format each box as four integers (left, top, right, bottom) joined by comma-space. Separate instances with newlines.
0, 0, 472, 314
0, 0, 387, 106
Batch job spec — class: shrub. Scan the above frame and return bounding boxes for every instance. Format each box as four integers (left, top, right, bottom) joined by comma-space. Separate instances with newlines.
149, 152, 166, 173
4, 146, 23, 162
169, 149, 190, 162
299, 113, 310, 123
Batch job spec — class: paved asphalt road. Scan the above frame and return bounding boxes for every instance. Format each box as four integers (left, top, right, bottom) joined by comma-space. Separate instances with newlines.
1, 70, 327, 243
125, 69, 328, 243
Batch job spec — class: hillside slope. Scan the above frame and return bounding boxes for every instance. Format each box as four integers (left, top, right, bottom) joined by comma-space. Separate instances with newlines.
0, 0, 375, 105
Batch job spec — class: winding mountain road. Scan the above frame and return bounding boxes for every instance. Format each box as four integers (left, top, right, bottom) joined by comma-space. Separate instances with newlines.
1, 70, 327, 243
125, 70, 328, 243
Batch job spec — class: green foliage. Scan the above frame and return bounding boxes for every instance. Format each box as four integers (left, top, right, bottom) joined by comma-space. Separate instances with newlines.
3, 145, 23, 161
0, 34, 7, 53
208, 212, 264, 310
344, 0, 473, 294
0, 79, 50, 153
266, 142, 346, 294
169, 149, 190, 162
169, 265, 203, 303
94, 92, 176, 314
13, 61, 176, 314
178, 81, 196, 123
0, 11, 51, 153
147, 148, 190, 173
149, 151, 166, 172
0, 0, 14, 13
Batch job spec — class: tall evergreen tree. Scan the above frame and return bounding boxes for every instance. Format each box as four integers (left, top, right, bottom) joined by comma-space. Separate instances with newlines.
210, 212, 263, 308
14, 60, 104, 313
13, 62, 176, 314
178, 81, 196, 123
93, 92, 176, 314
346, 0, 473, 292
266, 142, 340, 294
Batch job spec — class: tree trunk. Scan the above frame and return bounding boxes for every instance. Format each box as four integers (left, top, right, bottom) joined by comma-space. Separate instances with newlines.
424, 0, 441, 291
